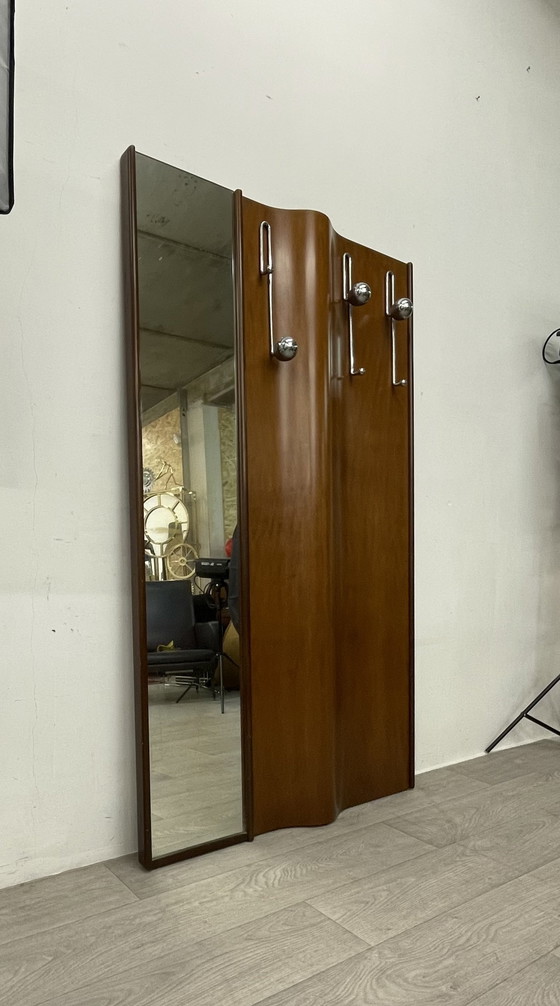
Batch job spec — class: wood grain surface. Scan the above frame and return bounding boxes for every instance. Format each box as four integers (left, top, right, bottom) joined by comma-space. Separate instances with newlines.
124, 172, 415, 859
3, 742, 560, 1006
239, 197, 414, 834
239, 198, 338, 833
331, 234, 413, 810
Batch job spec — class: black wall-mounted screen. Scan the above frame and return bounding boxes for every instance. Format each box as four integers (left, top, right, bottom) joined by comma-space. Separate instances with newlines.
0, 0, 14, 214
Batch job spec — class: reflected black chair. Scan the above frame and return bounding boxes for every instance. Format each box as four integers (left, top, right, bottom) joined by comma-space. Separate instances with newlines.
145, 580, 219, 702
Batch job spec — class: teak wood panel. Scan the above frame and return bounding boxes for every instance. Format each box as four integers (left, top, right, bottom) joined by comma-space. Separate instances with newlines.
239, 198, 338, 834
239, 196, 414, 836
331, 237, 414, 810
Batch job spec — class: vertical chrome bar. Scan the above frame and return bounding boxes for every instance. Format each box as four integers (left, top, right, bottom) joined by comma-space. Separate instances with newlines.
343, 252, 365, 377
258, 220, 299, 362
385, 271, 394, 320
342, 250, 351, 302
259, 220, 274, 357
385, 270, 407, 387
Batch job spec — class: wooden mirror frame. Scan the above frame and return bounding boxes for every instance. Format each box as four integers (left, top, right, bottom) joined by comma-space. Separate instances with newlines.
121, 146, 253, 869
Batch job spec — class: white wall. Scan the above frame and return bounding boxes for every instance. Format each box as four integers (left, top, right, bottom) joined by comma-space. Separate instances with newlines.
2, 0, 560, 888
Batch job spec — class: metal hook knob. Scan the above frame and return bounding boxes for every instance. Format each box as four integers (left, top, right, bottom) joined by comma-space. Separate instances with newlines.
389, 297, 413, 321
347, 282, 372, 307
273, 336, 298, 361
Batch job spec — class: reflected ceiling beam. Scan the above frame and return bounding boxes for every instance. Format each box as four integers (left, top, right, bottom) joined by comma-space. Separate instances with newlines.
141, 388, 179, 427
185, 357, 235, 407
143, 355, 236, 425
137, 228, 230, 261
140, 326, 231, 350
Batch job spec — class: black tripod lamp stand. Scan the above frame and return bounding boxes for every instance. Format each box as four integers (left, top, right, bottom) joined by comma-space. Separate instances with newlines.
486, 329, 560, 753
486, 674, 560, 753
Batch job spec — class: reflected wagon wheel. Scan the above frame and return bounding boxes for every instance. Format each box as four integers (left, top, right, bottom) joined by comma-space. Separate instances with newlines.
143, 492, 189, 547
165, 542, 198, 580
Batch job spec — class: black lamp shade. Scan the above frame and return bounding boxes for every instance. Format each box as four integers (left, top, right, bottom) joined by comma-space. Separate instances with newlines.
0, 0, 14, 214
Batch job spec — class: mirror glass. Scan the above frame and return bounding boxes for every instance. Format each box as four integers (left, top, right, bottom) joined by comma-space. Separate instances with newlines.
135, 152, 243, 858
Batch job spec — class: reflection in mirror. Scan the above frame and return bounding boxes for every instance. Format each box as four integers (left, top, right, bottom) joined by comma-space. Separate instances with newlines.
135, 153, 243, 859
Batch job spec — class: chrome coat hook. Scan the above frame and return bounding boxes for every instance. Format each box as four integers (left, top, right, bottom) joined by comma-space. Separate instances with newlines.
273, 336, 298, 361
385, 271, 412, 387
342, 253, 371, 376
259, 220, 299, 362
347, 281, 372, 307
389, 297, 413, 321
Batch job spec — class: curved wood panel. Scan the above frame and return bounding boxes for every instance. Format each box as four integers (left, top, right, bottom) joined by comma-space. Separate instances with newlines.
239, 198, 338, 834
239, 198, 414, 836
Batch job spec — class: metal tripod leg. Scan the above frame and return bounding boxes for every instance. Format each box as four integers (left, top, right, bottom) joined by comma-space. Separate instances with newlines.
485, 672, 560, 753
219, 652, 224, 714
175, 682, 195, 703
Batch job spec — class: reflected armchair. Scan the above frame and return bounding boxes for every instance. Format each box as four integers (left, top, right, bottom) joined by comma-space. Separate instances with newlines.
145, 580, 219, 702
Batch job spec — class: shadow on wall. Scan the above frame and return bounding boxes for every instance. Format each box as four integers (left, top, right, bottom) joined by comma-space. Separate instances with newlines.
540, 0, 560, 19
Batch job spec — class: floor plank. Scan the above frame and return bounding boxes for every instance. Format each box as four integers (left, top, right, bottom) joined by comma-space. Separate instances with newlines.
106, 795, 435, 899
2, 904, 366, 1006
259, 873, 560, 1006
414, 766, 490, 803
151, 798, 244, 855
105, 772, 483, 900
309, 844, 521, 946
5, 741, 560, 1006
451, 740, 560, 787
460, 806, 560, 875
0, 824, 428, 1006
148, 686, 243, 857
0, 864, 136, 948
466, 954, 560, 1005
384, 770, 560, 848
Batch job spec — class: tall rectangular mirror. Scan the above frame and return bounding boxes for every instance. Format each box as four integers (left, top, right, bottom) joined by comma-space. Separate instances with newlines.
123, 148, 246, 866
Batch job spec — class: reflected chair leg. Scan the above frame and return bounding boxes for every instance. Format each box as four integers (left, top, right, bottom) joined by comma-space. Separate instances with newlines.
176, 683, 194, 704
223, 654, 240, 670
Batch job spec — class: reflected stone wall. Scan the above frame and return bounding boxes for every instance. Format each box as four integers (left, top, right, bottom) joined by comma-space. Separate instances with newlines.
218, 406, 237, 539
142, 407, 184, 492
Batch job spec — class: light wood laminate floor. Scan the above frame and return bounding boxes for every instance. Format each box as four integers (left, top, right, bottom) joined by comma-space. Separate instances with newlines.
3, 740, 560, 1005
149, 683, 243, 857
